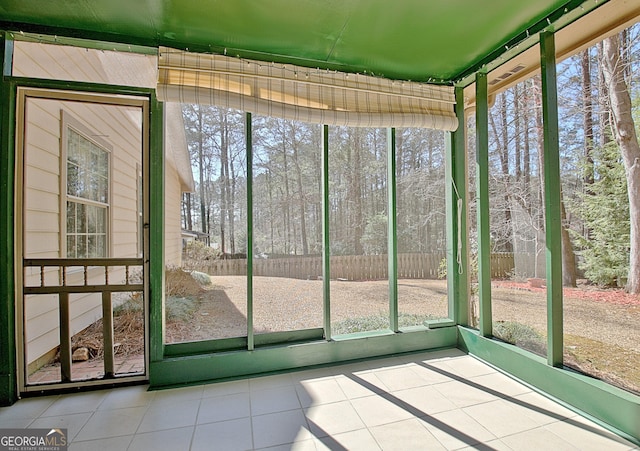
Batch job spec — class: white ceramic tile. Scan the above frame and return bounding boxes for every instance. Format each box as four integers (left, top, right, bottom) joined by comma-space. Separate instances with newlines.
396, 348, 467, 365
463, 399, 543, 438
0, 396, 58, 420
197, 392, 250, 424
74, 406, 147, 441
0, 417, 33, 428
512, 392, 577, 424
40, 391, 109, 417
500, 427, 579, 451
250, 385, 301, 416
370, 418, 446, 451
433, 379, 499, 408
342, 371, 388, 395
249, 373, 293, 392
373, 366, 431, 392
317, 428, 382, 451
192, 417, 253, 451
424, 409, 497, 449
457, 438, 514, 451
393, 385, 458, 416
291, 366, 342, 383
350, 394, 414, 428
405, 361, 457, 386
429, 355, 497, 379
137, 397, 199, 433
335, 374, 379, 399
150, 384, 204, 404
252, 409, 312, 449
202, 379, 249, 398
69, 435, 133, 451
304, 400, 366, 436
544, 416, 638, 451
468, 372, 532, 398
296, 377, 347, 408
128, 426, 194, 451
98, 384, 156, 410
258, 438, 320, 451
29, 412, 92, 441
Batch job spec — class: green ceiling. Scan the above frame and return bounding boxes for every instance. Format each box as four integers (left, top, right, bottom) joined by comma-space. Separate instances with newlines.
0, 0, 589, 82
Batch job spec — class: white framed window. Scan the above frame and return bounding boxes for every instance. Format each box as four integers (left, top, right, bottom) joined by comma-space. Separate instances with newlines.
61, 112, 111, 258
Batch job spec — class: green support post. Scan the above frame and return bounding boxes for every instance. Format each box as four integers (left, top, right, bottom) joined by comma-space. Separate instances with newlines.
148, 96, 165, 364
540, 31, 563, 367
475, 72, 492, 337
445, 87, 469, 326
246, 112, 254, 350
0, 32, 17, 405
322, 125, 331, 340
387, 128, 398, 332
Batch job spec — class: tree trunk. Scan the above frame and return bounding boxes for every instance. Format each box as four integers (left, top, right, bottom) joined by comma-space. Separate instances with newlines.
560, 199, 577, 287
291, 124, 309, 255
581, 49, 595, 187
601, 34, 640, 293
197, 107, 207, 235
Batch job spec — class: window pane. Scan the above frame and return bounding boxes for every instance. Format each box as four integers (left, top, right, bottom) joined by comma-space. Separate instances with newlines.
488, 78, 547, 358
76, 203, 87, 234
252, 116, 323, 334
558, 37, 640, 395
396, 128, 448, 326
67, 235, 76, 258
329, 127, 389, 335
67, 128, 109, 204
166, 104, 248, 344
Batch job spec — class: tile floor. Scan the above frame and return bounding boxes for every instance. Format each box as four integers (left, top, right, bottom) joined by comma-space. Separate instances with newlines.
1, 349, 637, 450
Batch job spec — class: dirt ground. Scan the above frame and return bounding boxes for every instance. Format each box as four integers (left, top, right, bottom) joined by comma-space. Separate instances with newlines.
165, 275, 640, 394
165, 276, 449, 341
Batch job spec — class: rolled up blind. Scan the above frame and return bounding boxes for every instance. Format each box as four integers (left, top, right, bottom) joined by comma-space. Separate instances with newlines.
157, 47, 458, 130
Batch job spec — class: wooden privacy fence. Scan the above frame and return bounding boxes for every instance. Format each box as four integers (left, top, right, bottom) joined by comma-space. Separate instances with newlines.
184, 253, 515, 281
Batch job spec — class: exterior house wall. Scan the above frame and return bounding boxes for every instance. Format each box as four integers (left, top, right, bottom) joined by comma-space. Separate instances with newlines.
14, 42, 193, 367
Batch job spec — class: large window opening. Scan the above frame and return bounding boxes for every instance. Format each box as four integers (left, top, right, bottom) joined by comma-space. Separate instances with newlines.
557, 24, 640, 395
166, 106, 453, 346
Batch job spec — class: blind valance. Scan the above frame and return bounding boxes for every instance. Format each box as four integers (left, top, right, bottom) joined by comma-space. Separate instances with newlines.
157, 47, 458, 131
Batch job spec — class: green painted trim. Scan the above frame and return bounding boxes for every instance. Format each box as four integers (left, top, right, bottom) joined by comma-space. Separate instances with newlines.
165, 338, 248, 357
475, 72, 492, 338
455, 0, 604, 87
458, 327, 640, 445
149, 96, 164, 363
0, 69, 17, 405
164, 328, 325, 357
149, 327, 458, 388
3, 33, 13, 76
425, 319, 456, 329
321, 124, 331, 340
255, 328, 324, 346
446, 87, 469, 326
387, 128, 398, 332
540, 31, 563, 367
246, 112, 254, 351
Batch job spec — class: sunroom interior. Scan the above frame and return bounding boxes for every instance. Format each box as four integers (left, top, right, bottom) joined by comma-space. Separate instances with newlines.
0, 0, 639, 447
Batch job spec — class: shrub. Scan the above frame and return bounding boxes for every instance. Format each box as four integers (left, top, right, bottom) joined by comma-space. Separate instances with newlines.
165, 266, 205, 297
493, 321, 546, 356
190, 270, 212, 285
